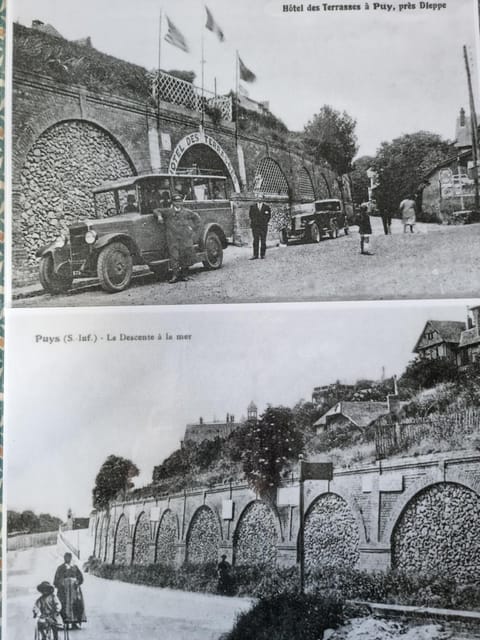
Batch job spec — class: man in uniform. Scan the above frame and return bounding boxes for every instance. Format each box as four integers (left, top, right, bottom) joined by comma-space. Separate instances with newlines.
156, 194, 201, 283
249, 197, 271, 260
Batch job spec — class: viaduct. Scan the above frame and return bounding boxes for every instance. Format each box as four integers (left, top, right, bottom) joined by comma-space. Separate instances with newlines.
12, 22, 349, 287
91, 449, 480, 581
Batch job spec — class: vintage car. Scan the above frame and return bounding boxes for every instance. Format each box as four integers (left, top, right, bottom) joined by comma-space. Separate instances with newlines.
36, 173, 232, 293
283, 198, 350, 244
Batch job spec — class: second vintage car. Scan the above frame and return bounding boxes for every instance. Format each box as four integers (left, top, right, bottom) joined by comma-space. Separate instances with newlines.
36, 172, 232, 294
283, 198, 350, 244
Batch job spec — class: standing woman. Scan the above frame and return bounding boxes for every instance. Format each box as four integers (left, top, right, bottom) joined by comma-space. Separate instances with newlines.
53, 552, 87, 630
399, 195, 416, 233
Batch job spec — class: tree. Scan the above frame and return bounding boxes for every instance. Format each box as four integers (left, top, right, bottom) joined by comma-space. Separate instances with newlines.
399, 357, 459, 392
303, 106, 358, 175
349, 155, 374, 205
236, 406, 304, 495
373, 132, 453, 216
92, 455, 139, 510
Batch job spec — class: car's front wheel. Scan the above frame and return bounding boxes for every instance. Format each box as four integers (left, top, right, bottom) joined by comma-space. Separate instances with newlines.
202, 230, 223, 269
97, 242, 133, 292
309, 222, 321, 243
39, 255, 73, 294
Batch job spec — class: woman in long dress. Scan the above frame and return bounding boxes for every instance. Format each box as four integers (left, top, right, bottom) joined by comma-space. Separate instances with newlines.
53, 552, 87, 630
399, 196, 416, 233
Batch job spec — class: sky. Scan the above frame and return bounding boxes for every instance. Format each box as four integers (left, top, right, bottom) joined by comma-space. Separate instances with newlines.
9, 0, 480, 156
6, 299, 479, 519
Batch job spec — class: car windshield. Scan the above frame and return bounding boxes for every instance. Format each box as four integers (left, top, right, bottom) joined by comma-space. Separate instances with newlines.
315, 201, 340, 212
94, 187, 139, 218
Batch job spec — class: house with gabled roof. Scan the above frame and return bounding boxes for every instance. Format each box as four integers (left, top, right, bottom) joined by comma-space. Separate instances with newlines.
413, 306, 480, 368
413, 320, 466, 362
314, 400, 390, 433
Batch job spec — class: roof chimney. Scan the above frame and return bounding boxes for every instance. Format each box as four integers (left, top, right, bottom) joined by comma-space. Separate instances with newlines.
460, 107, 466, 127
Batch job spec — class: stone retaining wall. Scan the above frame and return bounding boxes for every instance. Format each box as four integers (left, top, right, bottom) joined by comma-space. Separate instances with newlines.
92, 451, 480, 577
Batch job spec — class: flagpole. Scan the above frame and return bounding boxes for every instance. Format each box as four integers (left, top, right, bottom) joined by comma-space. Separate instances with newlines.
157, 9, 163, 129
235, 50, 239, 145
201, 30, 205, 129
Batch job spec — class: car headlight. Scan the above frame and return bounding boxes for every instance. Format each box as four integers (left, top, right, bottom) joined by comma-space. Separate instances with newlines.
85, 230, 97, 244
54, 234, 67, 248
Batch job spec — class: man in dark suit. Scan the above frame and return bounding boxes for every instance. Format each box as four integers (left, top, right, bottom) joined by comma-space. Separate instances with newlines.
249, 198, 271, 259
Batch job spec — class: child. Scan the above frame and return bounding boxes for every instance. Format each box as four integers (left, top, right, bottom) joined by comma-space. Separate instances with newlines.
33, 581, 63, 640
358, 204, 373, 255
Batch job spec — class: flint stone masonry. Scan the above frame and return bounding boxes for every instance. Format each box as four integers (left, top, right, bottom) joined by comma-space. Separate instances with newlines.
304, 493, 360, 570
392, 483, 480, 581
132, 512, 152, 565
186, 507, 220, 564
113, 515, 129, 566
155, 510, 177, 565
19, 120, 135, 271
233, 501, 278, 566
93, 450, 480, 576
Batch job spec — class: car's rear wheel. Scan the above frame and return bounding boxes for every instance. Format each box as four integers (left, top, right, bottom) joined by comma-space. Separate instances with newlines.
39, 255, 73, 294
202, 230, 223, 269
310, 222, 321, 243
97, 242, 133, 292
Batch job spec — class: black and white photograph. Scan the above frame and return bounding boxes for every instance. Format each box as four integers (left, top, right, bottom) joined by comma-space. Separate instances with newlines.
6, 0, 480, 307
5, 300, 480, 640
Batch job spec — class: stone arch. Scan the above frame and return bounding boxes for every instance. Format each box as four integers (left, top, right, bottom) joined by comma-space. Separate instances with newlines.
298, 167, 316, 201
17, 118, 137, 271
185, 506, 221, 564
168, 133, 240, 192
112, 514, 129, 566
317, 173, 332, 199
131, 511, 152, 565
100, 515, 110, 562
233, 500, 279, 567
93, 515, 101, 557
155, 509, 179, 565
391, 481, 480, 581
252, 157, 290, 196
104, 515, 116, 563
303, 493, 360, 571
14, 108, 138, 180
382, 473, 480, 544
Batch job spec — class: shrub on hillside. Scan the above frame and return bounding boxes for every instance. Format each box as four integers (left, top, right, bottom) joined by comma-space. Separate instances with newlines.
225, 593, 344, 640
399, 357, 459, 392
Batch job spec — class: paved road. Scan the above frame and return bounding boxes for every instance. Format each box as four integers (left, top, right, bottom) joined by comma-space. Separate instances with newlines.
6, 546, 253, 640
13, 219, 480, 308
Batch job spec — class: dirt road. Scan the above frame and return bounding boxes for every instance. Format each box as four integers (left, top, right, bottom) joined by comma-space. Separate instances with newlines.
13, 219, 480, 308
6, 546, 253, 640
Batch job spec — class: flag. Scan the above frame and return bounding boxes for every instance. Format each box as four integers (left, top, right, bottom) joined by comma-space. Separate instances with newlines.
238, 83, 249, 97
165, 16, 190, 53
238, 55, 256, 83
205, 6, 225, 42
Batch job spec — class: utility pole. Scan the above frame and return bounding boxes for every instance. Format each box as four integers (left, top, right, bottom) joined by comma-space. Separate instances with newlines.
298, 455, 305, 594
463, 45, 480, 212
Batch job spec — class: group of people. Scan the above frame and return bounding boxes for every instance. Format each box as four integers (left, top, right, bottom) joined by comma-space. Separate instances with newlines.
33, 553, 86, 639
357, 196, 418, 255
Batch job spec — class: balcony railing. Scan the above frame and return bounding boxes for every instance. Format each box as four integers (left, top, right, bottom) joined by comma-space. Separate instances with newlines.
150, 70, 232, 122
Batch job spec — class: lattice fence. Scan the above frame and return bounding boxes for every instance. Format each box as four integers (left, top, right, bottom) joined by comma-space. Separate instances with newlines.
253, 158, 289, 195
375, 408, 480, 459
298, 167, 316, 200
150, 71, 232, 121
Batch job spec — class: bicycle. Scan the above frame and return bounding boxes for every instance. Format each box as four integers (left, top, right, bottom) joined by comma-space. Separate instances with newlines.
33, 616, 69, 640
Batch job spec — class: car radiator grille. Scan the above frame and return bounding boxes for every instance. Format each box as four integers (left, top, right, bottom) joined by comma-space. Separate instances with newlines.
69, 226, 89, 263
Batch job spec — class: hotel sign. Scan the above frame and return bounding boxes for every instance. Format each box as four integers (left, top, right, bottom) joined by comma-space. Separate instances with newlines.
168, 131, 241, 193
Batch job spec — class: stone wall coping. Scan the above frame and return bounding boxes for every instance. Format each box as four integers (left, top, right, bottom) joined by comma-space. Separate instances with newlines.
350, 600, 480, 624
